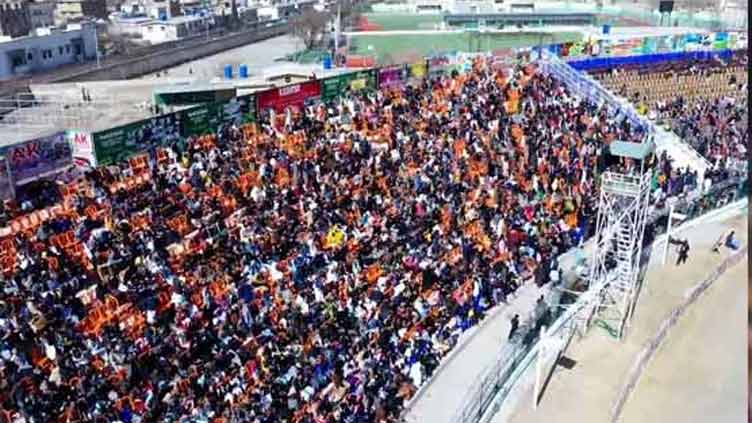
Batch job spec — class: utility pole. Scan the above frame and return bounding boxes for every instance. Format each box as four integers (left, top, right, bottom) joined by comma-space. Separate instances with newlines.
93, 21, 100, 68
204, 0, 210, 41
334, 1, 341, 67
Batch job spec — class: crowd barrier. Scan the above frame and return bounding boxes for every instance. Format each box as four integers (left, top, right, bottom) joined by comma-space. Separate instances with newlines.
449, 174, 748, 423
567, 49, 740, 72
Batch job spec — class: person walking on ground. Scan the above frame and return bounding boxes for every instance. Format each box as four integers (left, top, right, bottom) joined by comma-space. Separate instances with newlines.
508, 314, 520, 341
676, 239, 690, 265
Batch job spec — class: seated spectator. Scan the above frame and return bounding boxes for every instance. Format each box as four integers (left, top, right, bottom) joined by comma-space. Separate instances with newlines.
0, 56, 654, 423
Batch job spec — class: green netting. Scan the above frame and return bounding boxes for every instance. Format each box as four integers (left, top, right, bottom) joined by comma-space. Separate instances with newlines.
280, 49, 331, 64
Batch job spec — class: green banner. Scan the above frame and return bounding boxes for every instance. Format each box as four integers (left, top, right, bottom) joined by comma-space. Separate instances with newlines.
320, 70, 377, 103
223, 94, 257, 125
154, 87, 237, 106
713, 32, 729, 50
180, 102, 225, 137
642, 37, 658, 54
92, 113, 182, 166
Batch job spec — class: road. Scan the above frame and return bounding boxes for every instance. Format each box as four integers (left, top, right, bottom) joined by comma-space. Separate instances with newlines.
139, 35, 300, 81
500, 207, 748, 423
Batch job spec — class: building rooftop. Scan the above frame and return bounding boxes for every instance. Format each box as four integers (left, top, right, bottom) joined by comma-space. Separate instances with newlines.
0, 23, 93, 45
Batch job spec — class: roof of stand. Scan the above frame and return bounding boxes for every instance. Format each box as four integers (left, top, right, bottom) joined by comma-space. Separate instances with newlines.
609, 140, 655, 160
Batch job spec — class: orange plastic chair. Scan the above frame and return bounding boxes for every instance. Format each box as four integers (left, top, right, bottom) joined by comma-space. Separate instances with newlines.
1, 255, 16, 275
157, 291, 172, 314
156, 148, 170, 165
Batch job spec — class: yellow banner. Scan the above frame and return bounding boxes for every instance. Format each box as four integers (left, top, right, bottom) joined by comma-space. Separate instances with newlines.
410, 62, 427, 78
350, 78, 367, 91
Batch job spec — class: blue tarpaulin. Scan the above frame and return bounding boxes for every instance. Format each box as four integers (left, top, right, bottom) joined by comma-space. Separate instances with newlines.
565, 49, 737, 72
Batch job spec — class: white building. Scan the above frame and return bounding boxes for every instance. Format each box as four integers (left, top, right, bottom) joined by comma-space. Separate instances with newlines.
109, 14, 153, 37
0, 22, 96, 80
120, 0, 180, 20
140, 14, 212, 43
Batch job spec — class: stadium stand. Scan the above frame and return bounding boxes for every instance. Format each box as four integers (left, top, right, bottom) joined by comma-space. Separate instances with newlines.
593, 52, 748, 176
0, 54, 743, 423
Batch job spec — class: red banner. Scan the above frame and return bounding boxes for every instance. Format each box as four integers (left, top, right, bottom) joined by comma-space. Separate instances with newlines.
257, 81, 322, 114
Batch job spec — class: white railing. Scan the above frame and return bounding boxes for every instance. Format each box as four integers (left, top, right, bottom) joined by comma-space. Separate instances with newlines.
538, 50, 654, 141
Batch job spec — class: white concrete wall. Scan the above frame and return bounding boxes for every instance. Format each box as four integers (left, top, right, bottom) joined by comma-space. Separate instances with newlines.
141, 23, 178, 43
257, 6, 278, 19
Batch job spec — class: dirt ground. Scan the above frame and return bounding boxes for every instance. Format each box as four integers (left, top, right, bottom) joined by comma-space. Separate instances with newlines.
503, 209, 748, 423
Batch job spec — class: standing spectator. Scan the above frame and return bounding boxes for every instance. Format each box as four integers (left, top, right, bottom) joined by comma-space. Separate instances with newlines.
676, 239, 690, 265
508, 314, 520, 340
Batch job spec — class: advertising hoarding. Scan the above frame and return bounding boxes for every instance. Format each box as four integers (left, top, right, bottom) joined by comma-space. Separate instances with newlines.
67, 130, 97, 168
5, 132, 73, 184
378, 65, 408, 89
257, 80, 322, 113
320, 70, 378, 102
180, 102, 225, 137
92, 113, 182, 166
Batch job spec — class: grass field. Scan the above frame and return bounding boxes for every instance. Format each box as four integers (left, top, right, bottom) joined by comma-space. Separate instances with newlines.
360, 13, 443, 31
349, 31, 583, 62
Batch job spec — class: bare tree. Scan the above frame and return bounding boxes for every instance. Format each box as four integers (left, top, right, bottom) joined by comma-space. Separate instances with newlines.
291, 9, 331, 50
101, 27, 142, 56
381, 53, 396, 65
337, 0, 363, 29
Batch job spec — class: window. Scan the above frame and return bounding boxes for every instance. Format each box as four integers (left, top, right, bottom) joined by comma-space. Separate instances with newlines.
59, 46, 64, 55
66, 45, 70, 54
27, 52, 33, 61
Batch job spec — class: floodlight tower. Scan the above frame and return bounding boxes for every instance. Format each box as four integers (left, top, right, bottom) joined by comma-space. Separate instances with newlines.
586, 140, 654, 341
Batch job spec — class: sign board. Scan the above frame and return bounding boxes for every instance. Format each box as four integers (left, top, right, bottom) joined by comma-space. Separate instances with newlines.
378, 65, 408, 89
427, 53, 464, 75
223, 93, 257, 125
641, 37, 658, 54
713, 32, 729, 50
320, 70, 377, 102
180, 102, 226, 137
67, 130, 97, 168
407, 61, 428, 85
154, 87, 237, 106
92, 113, 182, 166
257, 80, 322, 114
4, 132, 73, 184
684, 33, 704, 51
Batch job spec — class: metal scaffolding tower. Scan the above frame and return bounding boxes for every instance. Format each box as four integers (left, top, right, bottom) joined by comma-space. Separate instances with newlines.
586, 141, 654, 340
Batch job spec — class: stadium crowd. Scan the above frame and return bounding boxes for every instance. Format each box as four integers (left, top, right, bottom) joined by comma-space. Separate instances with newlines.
595, 52, 748, 182
0, 56, 687, 423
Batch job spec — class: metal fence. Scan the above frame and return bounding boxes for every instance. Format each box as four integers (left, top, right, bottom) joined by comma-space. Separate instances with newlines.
452, 291, 567, 423
0, 93, 154, 136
